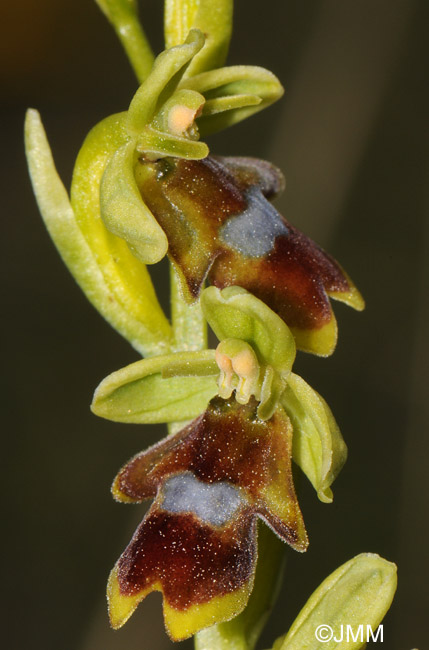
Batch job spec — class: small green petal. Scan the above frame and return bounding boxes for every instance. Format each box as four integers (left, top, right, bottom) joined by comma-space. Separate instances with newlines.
136, 126, 209, 160
100, 140, 168, 263
282, 374, 347, 503
202, 93, 261, 116
91, 352, 218, 424
94, 0, 154, 82
180, 65, 284, 135
127, 29, 205, 135
201, 286, 296, 377
273, 553, 397, 650
164, 0, 233, 76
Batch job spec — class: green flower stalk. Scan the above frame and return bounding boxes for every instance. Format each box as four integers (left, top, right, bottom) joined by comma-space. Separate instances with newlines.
24, 1, 397, 648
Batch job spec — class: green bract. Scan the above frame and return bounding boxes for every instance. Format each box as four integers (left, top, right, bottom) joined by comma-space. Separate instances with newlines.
24, 110, 172, 357
272, 554, 397, 650
201, 286, 296, 376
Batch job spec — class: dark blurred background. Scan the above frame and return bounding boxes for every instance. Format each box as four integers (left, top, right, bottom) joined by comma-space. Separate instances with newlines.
2, 1, 428, 648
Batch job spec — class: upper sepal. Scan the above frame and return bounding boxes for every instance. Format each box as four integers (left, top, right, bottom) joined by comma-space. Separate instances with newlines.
201, 286, 296, 377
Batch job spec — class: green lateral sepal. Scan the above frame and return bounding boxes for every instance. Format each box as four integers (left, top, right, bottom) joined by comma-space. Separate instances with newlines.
272, 554, 397, 650
282, 374, 347, 503
91, 351, 218, 424
180, 65, 284, 135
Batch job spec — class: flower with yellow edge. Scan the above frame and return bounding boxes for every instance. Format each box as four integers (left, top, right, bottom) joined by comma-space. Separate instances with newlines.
92, 287, 348, 639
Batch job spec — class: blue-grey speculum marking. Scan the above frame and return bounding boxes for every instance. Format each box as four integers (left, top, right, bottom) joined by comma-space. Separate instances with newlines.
219, 187, 289, 257
160, 472, 245, 526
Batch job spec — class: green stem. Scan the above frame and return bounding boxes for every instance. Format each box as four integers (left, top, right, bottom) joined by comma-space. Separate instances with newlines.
168, 265, 208, 434
194, 523, 286, 650
95, 0, 155, 83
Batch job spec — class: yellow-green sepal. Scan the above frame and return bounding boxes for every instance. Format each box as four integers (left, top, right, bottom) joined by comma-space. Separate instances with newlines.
25, 109, 171, 357
100, 140, 168, 263
94, 0, 154, 82
282, 374, 347, 503
127, 29, 205, 135
201, 286, 296, 377
91, 351, 218, 424
164, 0, 233, 77
181, 65, 284, 135
272, 554, 397, 650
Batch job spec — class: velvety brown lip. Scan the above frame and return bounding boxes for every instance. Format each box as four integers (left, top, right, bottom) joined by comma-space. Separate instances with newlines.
114, 396, 308, 552
135, 155, 358, 351
117, 509, 256, 610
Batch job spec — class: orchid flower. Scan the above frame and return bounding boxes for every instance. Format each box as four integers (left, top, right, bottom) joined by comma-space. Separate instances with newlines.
24, 2, 399, 649
91, 287, 347, 639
